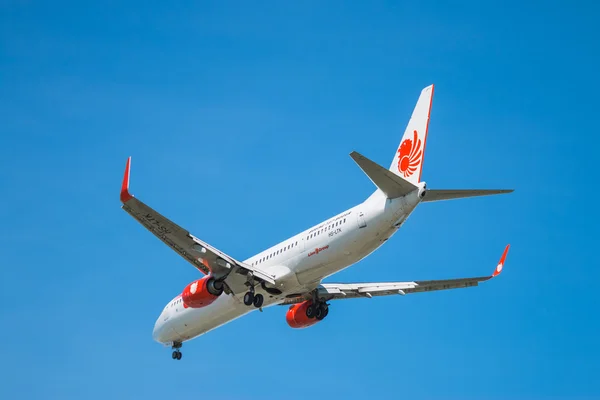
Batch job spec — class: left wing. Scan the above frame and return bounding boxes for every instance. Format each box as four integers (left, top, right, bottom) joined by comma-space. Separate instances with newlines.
119, 157, 275, 290
282, 245, 510, 304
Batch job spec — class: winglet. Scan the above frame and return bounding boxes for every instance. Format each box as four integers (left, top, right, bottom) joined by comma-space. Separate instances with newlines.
120, 157, 134, 203
492, 244, 510, 277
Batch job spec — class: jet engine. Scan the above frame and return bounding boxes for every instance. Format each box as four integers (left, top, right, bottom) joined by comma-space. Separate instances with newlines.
286, 301, 322, 329
182, 276, 224, 308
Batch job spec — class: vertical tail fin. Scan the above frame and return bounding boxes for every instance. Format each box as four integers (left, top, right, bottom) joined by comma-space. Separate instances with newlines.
389, 84, 434, 184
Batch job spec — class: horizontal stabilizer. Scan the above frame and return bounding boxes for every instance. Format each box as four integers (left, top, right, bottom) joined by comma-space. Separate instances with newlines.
350, 151, 418, 199
422, 189, 513, 202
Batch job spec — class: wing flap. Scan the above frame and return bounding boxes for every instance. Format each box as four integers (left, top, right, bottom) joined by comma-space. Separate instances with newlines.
318, 277, 487, 300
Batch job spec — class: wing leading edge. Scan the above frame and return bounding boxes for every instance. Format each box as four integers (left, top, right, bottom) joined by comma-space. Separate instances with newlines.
119, 157, 275, 286
282, 245, 510, 304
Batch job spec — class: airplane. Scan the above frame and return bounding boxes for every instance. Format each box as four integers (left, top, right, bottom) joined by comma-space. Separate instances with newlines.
119, 84, 513, 360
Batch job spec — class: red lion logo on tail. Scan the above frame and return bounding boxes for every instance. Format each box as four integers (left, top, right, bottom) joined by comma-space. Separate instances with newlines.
397, 130, 422, 178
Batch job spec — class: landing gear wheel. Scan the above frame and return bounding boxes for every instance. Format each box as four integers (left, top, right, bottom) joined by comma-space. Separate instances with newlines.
306, 303, 316, 319
316, 303, 328, 320
243, 291, 255, 306
253, 293, 264, 308
171, 341, 182, 360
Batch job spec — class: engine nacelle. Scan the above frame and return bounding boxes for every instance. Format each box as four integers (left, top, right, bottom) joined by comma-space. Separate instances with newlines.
286, 301, 321, 329
182, 276, 223, 308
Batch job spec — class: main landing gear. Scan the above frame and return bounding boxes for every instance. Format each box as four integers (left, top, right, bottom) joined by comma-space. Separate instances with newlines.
171, 341, 182, 361
306, 290, 329, 321
243, 290, 264, 308
243, 272, 264, 308
306, 301, 329, 320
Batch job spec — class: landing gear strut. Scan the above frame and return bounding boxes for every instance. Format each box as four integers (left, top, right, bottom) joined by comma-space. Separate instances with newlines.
171, 341, 182, 361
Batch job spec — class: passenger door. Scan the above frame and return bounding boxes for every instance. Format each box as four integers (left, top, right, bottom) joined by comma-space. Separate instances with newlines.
357, 210, 367, 228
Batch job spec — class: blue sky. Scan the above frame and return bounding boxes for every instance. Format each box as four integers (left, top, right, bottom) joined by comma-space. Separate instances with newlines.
1, 1, 599, 398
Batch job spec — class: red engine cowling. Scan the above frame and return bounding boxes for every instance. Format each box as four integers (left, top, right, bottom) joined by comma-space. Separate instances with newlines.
181, 276, 223, 308
286, 301, 321, 329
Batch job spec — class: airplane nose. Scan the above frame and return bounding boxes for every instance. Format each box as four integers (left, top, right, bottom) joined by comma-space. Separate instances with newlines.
152, 318, 163, 343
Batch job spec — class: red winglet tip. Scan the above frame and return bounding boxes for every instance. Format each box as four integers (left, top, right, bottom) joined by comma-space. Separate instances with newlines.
120, 157, 133, 203
492, 244, 510, 277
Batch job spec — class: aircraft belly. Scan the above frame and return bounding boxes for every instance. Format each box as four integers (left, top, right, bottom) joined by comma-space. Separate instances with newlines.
294, 229, 357, 285
173, 296, 249, 341
167, 290, 288, 342
295, 218, 398, 284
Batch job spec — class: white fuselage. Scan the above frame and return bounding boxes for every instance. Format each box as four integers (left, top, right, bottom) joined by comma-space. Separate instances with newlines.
152, 184, 425, 345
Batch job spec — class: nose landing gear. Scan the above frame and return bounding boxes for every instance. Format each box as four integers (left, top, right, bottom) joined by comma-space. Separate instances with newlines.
171, 341, 182, 361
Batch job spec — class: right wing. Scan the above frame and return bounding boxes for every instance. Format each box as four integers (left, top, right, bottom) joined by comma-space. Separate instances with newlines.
282, 245, 510, 304
119, 157, 275, 291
